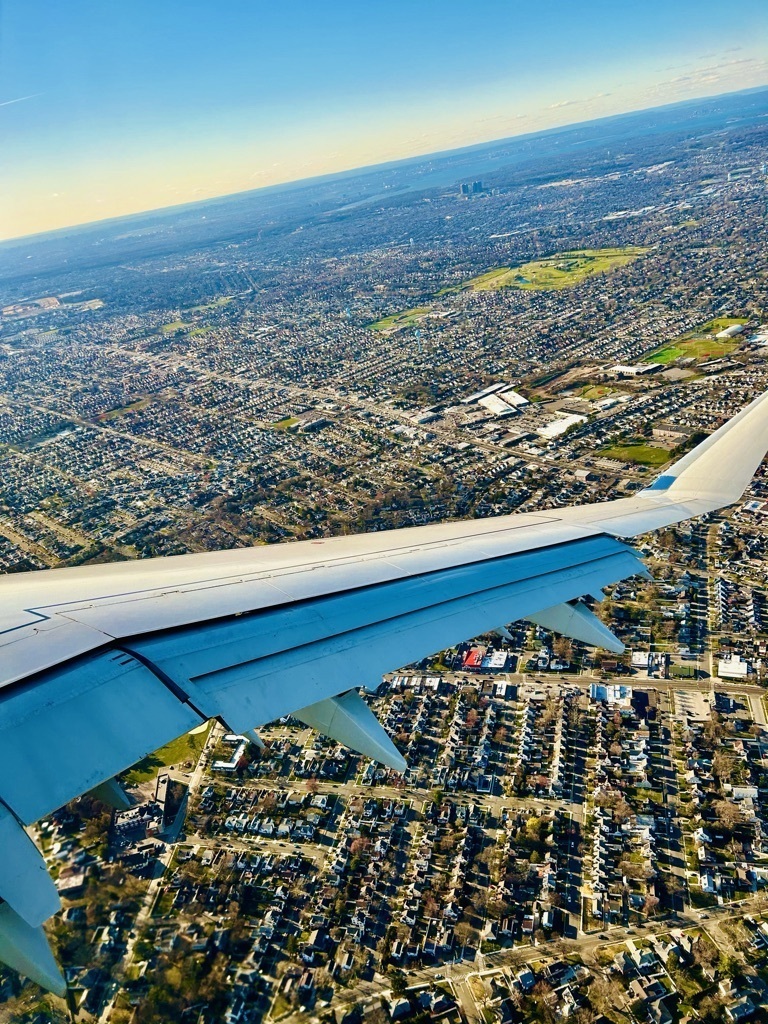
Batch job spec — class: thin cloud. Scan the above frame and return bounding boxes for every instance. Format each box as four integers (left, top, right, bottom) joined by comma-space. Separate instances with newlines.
662, 56, 765, 88
0, 93, 42, 108
548, 92, 611, 110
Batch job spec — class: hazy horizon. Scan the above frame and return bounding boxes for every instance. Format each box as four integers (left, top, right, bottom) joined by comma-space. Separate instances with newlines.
1, 0, 766, 241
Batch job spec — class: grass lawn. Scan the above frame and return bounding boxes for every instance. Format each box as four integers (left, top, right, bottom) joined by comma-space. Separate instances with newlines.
160, 320, 190, 333
368, 307, 431, 332
464, 247, 648, 292
98, 398, 150, 421
689, 890, 718, 909
670, 966, 703, 1001
124, 721, 213, 785
699, 316, 748, 334
189, 296, 233, 311
373, 246, 648, 332
152, 889, 176, 918
598, 443, 671, 467
272, 416, 299, 430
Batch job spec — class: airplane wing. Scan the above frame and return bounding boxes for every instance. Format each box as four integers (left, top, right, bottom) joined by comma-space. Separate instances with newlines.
2, 388, 768, 992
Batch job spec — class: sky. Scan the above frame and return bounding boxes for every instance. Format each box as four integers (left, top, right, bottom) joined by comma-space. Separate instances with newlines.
1, 0, 766, 241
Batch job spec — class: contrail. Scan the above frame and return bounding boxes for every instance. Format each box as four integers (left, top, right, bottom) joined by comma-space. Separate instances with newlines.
0, 93, 41, 108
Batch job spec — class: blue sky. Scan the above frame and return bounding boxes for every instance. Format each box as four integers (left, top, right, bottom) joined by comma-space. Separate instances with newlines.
1, 0, 766, 239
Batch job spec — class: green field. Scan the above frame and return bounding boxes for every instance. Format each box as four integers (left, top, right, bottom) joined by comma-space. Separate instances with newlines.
646, 336, 741, 364
464, 247, 649, 292
580, 384, 618, 401
124, 722, 213, 785
272, 416, 299, 430
599, 444, 671, 466
189, 296, 233, 312
368, 307, 430, 332
160, 320, 190, 334
670, 664, 696, 678
645, 317, 748, 364
700, 317, 748, 333
98, 398, 150, 421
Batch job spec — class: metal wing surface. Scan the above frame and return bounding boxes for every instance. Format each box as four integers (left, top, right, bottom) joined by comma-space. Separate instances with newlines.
1, 388, 768, 991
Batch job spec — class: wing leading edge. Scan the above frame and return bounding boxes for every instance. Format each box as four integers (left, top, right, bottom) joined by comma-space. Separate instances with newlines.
1, 388, 768, 992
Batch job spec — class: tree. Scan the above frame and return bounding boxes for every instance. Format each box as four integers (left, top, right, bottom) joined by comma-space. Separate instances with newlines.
389, 969, 407, 996
619, 859, 652, 882
528, 981, 556, 1024
473, 889, 490, 914
698, 994, 728, 1024
664, 873, 684, 897
424, 895, 439, 919
454, 921, 479, 956
718, 952, 743, 980
643, 894, 660, 917
713, 750, 737, 784
588, 975, 625, 1016
553, 636, 573, 663
525, 814, 548, 844
714, 799, 743, 830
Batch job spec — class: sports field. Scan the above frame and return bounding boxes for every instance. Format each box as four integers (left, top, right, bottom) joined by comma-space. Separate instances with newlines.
645, 317, 748, 364
599, 444, 671, 466
465, 247, 648, 291
272, 416, 299, 430
580, 384, 618, 401
368, 307, 430, 332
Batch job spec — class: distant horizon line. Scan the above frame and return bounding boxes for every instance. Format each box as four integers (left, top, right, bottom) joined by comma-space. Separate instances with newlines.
2, 82, 766, 249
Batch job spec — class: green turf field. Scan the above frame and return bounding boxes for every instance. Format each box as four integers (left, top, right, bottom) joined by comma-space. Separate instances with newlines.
599, 444, 671, 466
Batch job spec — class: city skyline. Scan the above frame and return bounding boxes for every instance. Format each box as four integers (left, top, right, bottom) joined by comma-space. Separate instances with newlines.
1, 0, 766, 240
